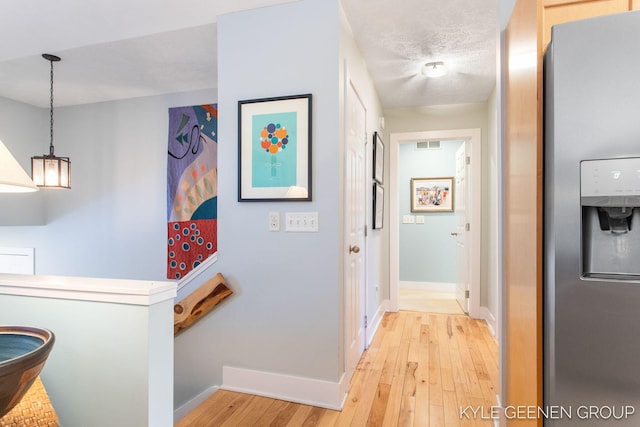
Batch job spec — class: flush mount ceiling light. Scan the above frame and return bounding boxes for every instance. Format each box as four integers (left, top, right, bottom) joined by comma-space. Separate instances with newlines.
31, 54, 71, 189
422, 61, 448, 78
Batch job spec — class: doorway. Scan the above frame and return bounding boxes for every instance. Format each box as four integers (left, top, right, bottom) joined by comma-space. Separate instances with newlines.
396, 139, 466, 314
389, 129, 482, 318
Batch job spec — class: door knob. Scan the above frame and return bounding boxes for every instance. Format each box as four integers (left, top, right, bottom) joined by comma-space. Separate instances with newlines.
450, 232, 458, 236
349, 245, 360, 254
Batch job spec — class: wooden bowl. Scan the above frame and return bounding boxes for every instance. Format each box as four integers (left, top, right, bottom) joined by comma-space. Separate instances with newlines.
0, 326, 55, 418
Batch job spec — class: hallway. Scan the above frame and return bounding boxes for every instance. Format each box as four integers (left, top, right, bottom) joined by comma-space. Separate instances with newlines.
177, 311, 498, 426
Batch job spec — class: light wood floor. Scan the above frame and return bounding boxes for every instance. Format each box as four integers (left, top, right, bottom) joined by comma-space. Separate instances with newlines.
176, 311, 498, 427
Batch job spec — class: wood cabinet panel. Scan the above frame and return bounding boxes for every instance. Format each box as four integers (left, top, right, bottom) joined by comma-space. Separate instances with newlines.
543, 0, 629, 46
633, 0, 640, 9
504, 0, 544, 424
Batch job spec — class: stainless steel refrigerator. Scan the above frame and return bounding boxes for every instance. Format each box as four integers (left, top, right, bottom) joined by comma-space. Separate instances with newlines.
544, 11, 640, 426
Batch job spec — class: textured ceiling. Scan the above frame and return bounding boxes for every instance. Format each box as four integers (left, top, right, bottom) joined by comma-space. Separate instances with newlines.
341, 0, 497, 108
0, 0, 497, 109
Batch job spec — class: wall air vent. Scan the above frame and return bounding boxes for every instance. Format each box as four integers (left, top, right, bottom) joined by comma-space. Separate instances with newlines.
416, 140, 441, 150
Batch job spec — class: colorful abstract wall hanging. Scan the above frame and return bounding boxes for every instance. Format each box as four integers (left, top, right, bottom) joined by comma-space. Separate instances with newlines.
167, 104, 218, 279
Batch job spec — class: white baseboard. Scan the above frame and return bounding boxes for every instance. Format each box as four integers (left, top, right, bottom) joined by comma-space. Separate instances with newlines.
173, 385, 219, 423
366, 300, 389, 346
399, 281, 455, 293
480, 306, 497, 338
221, 366, 345, 410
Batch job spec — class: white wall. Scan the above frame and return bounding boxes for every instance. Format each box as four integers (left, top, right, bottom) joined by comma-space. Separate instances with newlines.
0, 96, 46, 225
384, 103, 489, 134
486, 86, 499, 323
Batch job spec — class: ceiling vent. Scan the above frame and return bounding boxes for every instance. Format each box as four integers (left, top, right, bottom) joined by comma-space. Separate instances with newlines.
416, 140, 441, 150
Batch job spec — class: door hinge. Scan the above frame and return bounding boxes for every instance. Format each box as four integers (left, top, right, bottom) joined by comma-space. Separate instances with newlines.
465, 290, 470, 299
364, 315, 368, 328
466, 156, 471, 165
364, 225, 368, 237
465, 223, 470, 231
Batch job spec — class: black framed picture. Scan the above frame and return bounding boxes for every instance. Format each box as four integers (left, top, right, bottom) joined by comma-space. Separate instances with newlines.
373, 182, 384, 229
373, 131, 384, 184
238, 94, 312, 201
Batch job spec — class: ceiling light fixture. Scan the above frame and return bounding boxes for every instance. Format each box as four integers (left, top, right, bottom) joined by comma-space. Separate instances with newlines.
31, 54, 70, 189
422, 61, 448, 78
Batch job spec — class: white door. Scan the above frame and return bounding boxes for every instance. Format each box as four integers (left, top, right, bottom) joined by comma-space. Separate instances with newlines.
344, 81, 366, 382
454, 142, 469, 313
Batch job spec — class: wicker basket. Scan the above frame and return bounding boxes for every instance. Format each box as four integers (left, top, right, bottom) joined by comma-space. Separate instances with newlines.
0, 377, 58, 427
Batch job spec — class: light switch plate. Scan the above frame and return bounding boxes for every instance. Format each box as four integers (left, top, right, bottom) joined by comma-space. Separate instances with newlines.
402, 215, 415, 224
285, 212, 319, 232
416, 216, 425, 224
268, 211, 280, 231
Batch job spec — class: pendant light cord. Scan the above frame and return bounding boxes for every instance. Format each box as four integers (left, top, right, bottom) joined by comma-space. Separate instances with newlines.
49, 58, 55, 157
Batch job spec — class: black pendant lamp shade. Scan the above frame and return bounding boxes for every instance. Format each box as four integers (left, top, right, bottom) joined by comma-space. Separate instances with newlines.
31, 54, 70, 189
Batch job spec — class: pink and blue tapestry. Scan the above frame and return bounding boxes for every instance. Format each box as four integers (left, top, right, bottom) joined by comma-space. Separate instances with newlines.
167, 104, 218, 279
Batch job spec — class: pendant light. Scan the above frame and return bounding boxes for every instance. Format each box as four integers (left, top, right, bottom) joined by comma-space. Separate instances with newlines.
31, 54, 71, 189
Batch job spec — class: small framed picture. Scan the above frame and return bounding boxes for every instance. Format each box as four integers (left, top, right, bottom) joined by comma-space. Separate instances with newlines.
373, 131, 384, 184
410, 177, 454, 212
238, 94, 312, 201
373, 183, 384, 229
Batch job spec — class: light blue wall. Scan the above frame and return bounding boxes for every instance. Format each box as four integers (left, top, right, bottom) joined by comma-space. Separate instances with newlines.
174, 0, 343, 409
0, 294, 174, 427
0, 89, 216, 279
399, 140, 462, 283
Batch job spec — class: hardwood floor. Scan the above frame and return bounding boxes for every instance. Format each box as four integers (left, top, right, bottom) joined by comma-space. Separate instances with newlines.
176, 311, 498, 427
